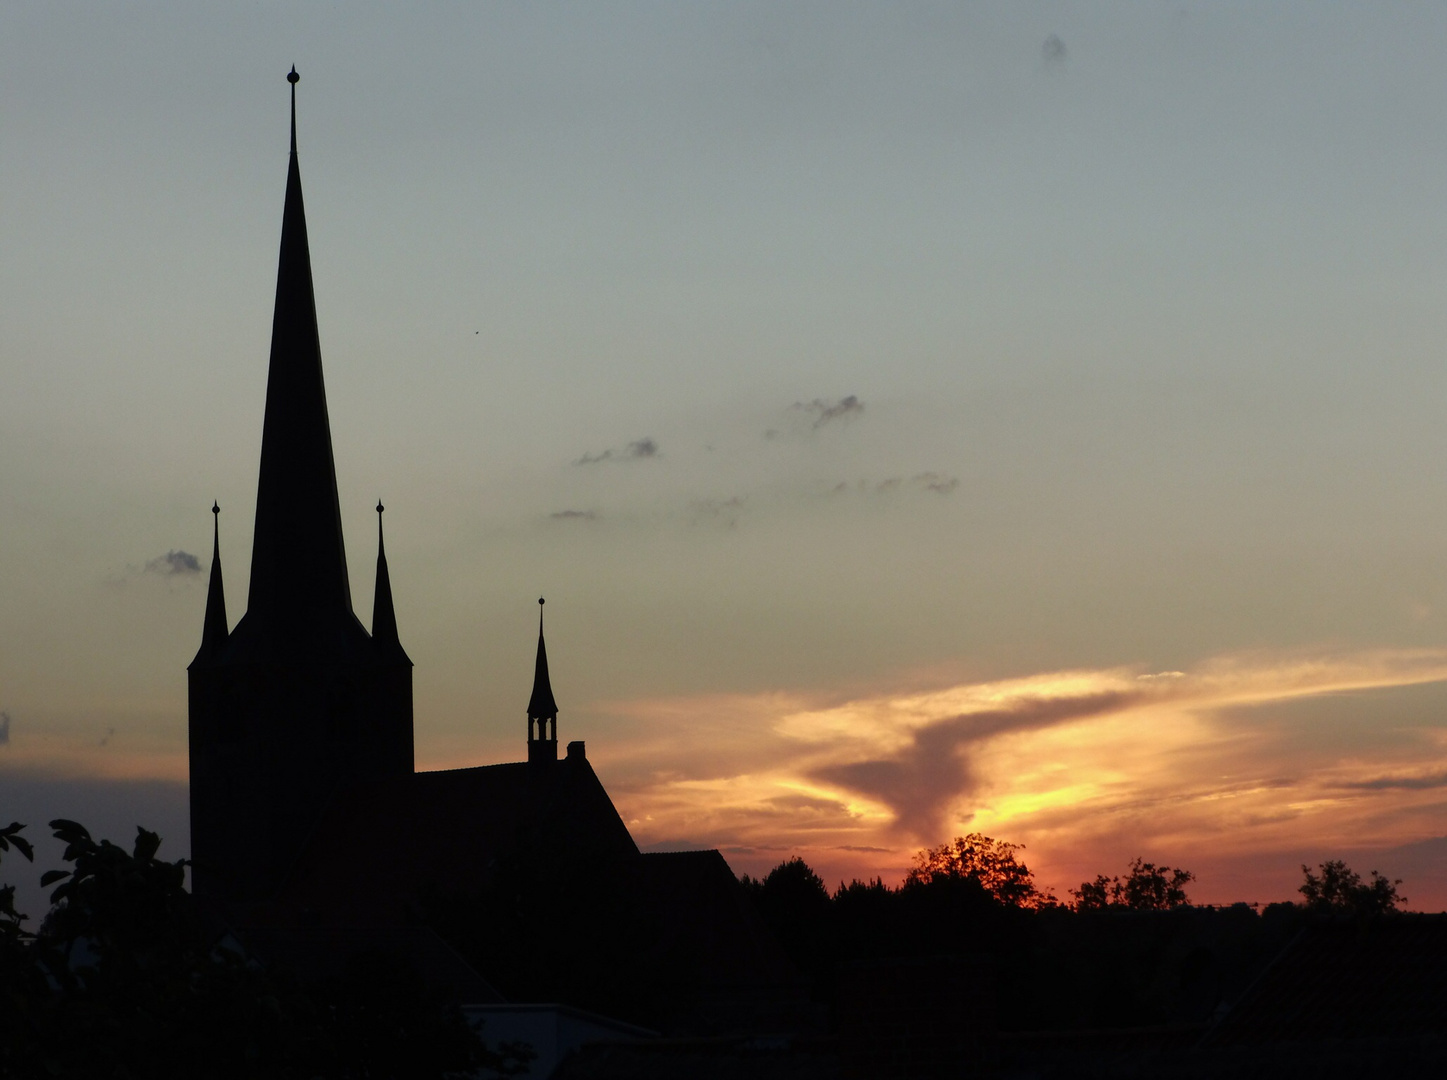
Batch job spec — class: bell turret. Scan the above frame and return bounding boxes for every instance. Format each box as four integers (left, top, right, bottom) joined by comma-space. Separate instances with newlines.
528, 598, 559, 765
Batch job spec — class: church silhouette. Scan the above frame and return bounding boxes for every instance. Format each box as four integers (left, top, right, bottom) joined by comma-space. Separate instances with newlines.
187, 72, 802, 1039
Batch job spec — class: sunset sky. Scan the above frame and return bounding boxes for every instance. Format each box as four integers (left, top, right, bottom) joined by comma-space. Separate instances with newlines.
8, 3, 1447, 912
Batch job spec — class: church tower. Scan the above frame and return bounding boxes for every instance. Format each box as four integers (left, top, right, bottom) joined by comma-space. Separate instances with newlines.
527, 598, 559, 765
188, 70, 414, 902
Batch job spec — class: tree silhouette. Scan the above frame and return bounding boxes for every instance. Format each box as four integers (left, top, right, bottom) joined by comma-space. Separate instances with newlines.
1299, 859, 1404, 916
1076, 857, 1198, 909
0, 819, 522, 1079
1072, 858, 1194, 911
0, 821, 35, 942
905, 833, 1056, 909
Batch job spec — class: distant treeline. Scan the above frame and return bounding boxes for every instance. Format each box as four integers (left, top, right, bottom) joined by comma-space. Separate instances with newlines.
738, 833, 1406, 1032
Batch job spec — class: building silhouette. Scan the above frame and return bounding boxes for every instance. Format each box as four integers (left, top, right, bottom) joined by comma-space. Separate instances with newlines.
188, 69, 413, 902
187, 73, 802, 1037
181, 74, 1447, 1078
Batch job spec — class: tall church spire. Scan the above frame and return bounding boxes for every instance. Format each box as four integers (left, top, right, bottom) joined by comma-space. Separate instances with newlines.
528, 598, 559, 764
246, 66, 353, 625
188, 71, 415, 903
193, 502, 229, 664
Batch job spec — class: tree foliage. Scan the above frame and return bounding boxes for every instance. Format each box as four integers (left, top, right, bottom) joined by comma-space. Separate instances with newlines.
1072, 858, 1195, 911
0, 820, 36, 942
739, 845, 1307, 1035
0, 819, 521, 1080
1299, 859, 1404, 916
905, 833, 1056, 909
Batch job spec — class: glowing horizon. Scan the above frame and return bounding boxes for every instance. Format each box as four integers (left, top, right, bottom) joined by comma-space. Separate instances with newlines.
15, 645, 1447, 908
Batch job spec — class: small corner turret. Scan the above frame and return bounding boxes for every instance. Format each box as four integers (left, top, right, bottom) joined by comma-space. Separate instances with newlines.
528, 598, 559, 766
191, 501, 229, 667
371, 500, 410, 665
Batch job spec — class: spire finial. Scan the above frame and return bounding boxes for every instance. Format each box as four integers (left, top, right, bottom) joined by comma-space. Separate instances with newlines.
288, 66, 299, 155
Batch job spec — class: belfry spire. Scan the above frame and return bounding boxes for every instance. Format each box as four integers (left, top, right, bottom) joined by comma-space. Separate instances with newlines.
193, 502, 229, 663
528, 598, 559, 764
246, 66, 353, 627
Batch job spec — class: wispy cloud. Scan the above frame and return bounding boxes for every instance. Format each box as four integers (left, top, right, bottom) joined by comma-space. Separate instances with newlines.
549, 509, 598, 521
625, 437, 658, 459
590, 648, 1447, 904
792, 395, 863, 429
1339, 772, 1447, 791
826, 473, 960, 497
0, 712, 10, 747
573, 437, 660, 466
687, 496, 745, 528
144, 550, 202, 576
912, 472, 959, 495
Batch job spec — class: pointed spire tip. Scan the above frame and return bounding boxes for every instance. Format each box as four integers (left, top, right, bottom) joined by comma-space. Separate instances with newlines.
288, 66, 299, 155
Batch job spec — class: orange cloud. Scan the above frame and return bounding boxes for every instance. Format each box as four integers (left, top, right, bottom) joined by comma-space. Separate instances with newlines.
591, 647, 1447, 904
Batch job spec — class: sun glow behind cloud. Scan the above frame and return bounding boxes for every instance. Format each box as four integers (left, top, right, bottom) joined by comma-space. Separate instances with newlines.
9, 647, 1447, 907
593, 648, 1447, 905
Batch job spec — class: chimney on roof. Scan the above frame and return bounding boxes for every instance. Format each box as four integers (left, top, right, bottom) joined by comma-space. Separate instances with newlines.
567, 741, 585, 761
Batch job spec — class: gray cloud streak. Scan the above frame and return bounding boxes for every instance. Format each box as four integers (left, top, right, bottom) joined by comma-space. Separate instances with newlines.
573, 437, 660, 466
1339, 772, 1447, 791
145, 550, 202, 576
794, 395, 863, 428
912, 472, 959, 495
625, 437, 658, 459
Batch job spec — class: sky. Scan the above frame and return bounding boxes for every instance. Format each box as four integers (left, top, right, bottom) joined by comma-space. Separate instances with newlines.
7, 2, 1447, 912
